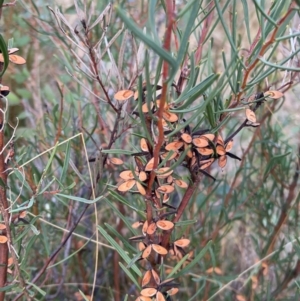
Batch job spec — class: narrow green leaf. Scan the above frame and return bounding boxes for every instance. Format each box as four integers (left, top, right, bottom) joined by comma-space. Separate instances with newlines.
127, 250, 143, 269
56, 193, 103, 204
119, 262, 141, 290
263, 152, 291, 180
253, 0, 277, 26
176, 0, 200, 68
173, 73, 219, 109
101, 149, 137, 155
48, 236, 92, 269
276, 32, 300, 41
0, 34, 9, 77
175, 219, 197, 227
109, 189, 145, 215
103, 198, 138, 235
105, 223, 137, 253
60, 141, 71, 182
78, 290, 92, 301
214, 0, 238, 55
148, 0, 160, 44
116, 5, 177, 78
177, 0, 198, 18
9, 197, 34, 213
205, 100, 216, 128
0, 283, 19, 292
38, 177, 56, 195
137, 75, 154, 145
167, 253, 190, 278
175, 240, 213, 277
258, 56, 300, 71
43, 143, 58, 175
98, 225, 142, 277
241, 0, 251, 43
27, 281, 46, 296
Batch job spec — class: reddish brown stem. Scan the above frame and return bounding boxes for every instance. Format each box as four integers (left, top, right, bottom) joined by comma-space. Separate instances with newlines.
195, 1, 214, 65
146, 0, 175, 223
236, 5, 295, 102
161, 173, 201, 248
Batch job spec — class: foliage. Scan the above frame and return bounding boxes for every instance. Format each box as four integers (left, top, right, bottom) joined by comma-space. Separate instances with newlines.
0, 0, 300, 301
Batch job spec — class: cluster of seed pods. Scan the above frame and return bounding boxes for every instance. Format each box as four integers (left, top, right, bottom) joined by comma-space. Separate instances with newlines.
112, 88, 284, 300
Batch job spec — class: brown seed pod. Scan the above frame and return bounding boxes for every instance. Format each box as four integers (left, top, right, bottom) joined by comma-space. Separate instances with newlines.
218, 155, 227, 168
163, 111, 178, 122
216, 145, 226, 156
145, 158, 155, 171
134, 90, 139, 101
160, 151, 178, 161
216, 135, 224, 146
119, 170, 136, 180
167, 287, 179, 296
142, 102, 154, 113
142, 220, 149, 235
155, 167, 173, 178
199, 158, 214, 170
152, 244, 168, 255
157, 185, 174, 194
140, 287, 157, 297
8, 54, 26, 64
146, 222, 157, 235
151, 269, 160, 285
139, 242, 146, 251
162, 194, 170, 203
142, 245, 152, 259
139, 171, 147, 182
245, 108, 256, 123
117, 179, 136, 192
156, 291, 166, 301
140, 138, 149, 152
202, 133, 215, 141
197, 147, 213, 156
174, 238, 190, 248
167, 176, 173, 184
206, 267, 223, 275
160, 277, 175, 286
185, 144, 193, 158
192, 137, 209, 148
181, 133, 192, 143
225, 140, 233, 152
114, 89, 134, 101
174, 179, 188, 188
264, 90, 283, 99
142, 270, 152, 287
165, 141, 183, 151
136, 182, 146, 195
132, 221, 143, 229
110, 157, 124, 165
156, 220, 174, 231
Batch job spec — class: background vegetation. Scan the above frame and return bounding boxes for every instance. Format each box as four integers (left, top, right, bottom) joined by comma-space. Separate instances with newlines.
0, 0, 300, 300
